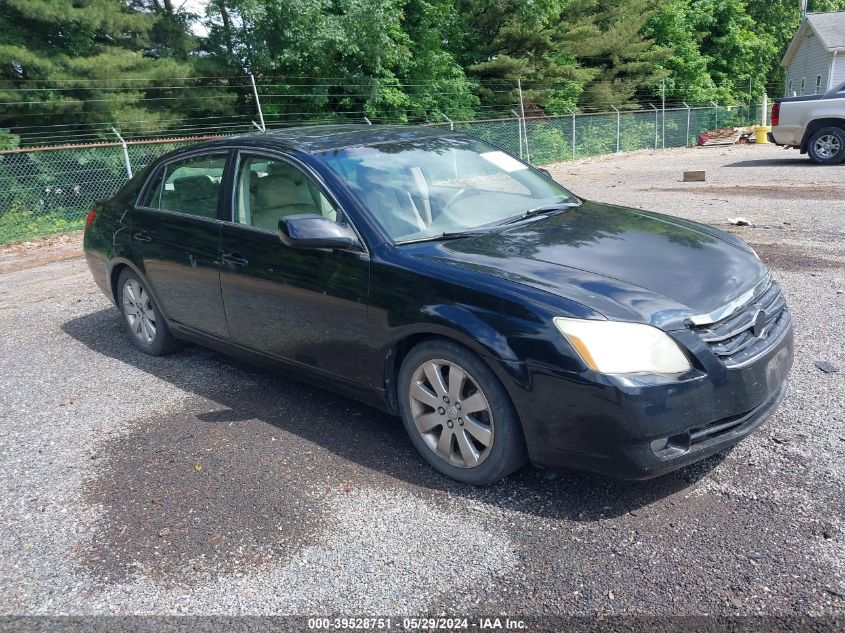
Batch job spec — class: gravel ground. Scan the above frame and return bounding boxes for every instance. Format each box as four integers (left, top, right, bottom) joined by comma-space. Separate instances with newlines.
0, 144, 843, 623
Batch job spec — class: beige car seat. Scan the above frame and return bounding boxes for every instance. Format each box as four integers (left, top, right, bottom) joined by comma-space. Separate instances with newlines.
251, 163, 321, 230
355, 164, 426, 238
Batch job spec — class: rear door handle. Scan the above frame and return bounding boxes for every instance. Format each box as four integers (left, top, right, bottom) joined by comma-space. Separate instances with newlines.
133, 231, 152, 243
221, 251, 249, 266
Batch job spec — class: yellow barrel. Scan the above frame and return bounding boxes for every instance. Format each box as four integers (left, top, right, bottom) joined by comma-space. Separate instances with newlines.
754, 125, 771, 144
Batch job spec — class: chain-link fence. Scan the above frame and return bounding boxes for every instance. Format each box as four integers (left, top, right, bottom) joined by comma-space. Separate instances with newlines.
0, 103, 767, 244
438, 104, 762, 163
0, 139, 205, 243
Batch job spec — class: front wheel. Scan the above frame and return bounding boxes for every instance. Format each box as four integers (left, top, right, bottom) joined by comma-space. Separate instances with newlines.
807, 127, 845, 165
117, 268, 179, 356
397, 339, 528, 485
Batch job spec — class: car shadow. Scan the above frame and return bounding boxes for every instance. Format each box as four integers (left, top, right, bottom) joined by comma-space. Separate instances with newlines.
724, 157, 812, 168
62, 307, 726, 522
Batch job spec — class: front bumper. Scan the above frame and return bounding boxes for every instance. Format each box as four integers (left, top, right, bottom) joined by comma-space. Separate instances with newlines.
505, 318, 794, 479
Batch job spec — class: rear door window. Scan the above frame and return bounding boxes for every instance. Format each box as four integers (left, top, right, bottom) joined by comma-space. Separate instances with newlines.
141, 154, 227, 219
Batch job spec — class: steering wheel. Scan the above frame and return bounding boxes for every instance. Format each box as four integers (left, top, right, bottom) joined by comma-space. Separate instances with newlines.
444, 186, 479, 210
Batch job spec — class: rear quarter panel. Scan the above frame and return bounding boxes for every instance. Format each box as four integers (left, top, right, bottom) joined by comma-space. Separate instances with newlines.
83, 169, 149, 303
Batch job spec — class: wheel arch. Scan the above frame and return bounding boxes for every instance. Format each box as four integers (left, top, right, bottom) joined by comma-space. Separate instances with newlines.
380, 314, 530, 417
800, 118, 845, 152
108, 258, 171, 322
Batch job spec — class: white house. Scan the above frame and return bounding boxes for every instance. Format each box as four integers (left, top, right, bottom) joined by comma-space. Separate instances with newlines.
781, 11, 845, 96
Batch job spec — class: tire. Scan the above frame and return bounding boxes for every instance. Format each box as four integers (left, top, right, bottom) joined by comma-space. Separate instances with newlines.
807, 127, 845, 165
117, 268, 179, 356
397, 339, 528, 485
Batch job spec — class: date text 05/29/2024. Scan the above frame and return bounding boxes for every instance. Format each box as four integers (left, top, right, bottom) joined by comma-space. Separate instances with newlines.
307, 617, 528, 630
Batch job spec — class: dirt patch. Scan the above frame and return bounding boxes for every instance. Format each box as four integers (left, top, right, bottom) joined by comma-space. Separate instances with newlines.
0, 231, 83, 275
640, 184, 842, 201
750, 242, 844, 272
77, 402, 331, 586
65, 307, 423, 588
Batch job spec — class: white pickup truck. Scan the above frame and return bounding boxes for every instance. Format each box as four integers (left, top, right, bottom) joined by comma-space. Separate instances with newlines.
770, 80, 845, 164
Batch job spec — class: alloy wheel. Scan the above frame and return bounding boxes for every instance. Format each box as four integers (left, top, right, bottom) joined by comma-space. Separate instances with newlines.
813, 134, 842, 160
122, 279, 157, 345
408, 359, 494, 468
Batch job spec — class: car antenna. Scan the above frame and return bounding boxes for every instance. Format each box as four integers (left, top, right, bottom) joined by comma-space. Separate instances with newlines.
363, 117, 372, 125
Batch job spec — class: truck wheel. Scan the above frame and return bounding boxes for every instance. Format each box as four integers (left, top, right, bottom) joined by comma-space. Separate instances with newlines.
807, 127, 845, 165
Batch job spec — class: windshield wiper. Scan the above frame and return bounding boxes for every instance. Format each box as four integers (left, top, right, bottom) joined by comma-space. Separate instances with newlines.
398, 229, 489, 245
497, 201, 582, 226
398, 201, 582, 244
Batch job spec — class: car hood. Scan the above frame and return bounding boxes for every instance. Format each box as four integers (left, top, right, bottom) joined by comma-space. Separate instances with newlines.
406, 201, 768, 328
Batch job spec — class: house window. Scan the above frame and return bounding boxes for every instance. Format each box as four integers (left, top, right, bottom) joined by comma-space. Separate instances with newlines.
787, 79, 793, 96
800, 77, 806, 95
816, 75, 823, 94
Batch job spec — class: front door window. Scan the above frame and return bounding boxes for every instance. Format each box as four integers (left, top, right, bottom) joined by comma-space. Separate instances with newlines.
234, 156, 338, 230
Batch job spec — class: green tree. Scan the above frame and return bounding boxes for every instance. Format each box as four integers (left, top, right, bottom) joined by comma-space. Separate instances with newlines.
201, 0, 477, 123
453, 0, 670, 112
451, 0, 593, 113
569, 0, 671, 108
647, 0, 720, 103
0, 0, 235, 144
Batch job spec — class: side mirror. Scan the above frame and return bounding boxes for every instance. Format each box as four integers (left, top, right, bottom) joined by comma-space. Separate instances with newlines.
537, 168, 553, 179
278, 215, 362, 250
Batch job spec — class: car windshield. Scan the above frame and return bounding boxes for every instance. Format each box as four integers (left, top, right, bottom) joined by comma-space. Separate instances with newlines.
315, 136, 578, 243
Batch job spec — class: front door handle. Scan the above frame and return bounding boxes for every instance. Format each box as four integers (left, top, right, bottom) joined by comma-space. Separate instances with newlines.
221, 251, 249, 266
133, 231, 152, 243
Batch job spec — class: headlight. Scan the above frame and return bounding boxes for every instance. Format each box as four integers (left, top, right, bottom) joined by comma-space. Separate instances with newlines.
553, 317, 691, 375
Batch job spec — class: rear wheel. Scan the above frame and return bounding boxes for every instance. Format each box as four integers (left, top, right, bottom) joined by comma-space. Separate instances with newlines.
398, 339, 527, 485
807, 127, 845, 165
117, 268, 179, 356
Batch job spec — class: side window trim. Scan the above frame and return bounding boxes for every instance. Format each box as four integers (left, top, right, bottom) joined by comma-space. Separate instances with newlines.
135, 164, 165, 210
134, 149, 231, 222
228, 149, 368, 252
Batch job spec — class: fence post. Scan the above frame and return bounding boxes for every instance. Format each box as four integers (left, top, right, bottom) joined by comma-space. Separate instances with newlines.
440, 113, 457, 177
761, 94, 768, 127
517, 79, 530, 163
711, 102, 719, 129
111, 128, 132, 178
683, 102, 691, 147
650, 104, 659, 148
661, 79, 666, 149
511, 109, 523, 160
748, 78, 753, 124
611, 105, 621, 153
567, 108, 576, 160
522, 117, 531, 164
249, 74, 266, 131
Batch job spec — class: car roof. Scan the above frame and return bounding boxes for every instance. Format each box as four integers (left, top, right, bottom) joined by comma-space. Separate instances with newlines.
187, 124, 459, 155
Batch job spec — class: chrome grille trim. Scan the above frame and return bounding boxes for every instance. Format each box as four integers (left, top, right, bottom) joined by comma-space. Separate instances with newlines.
690, 277, 789, 368
688, 273, 771, 326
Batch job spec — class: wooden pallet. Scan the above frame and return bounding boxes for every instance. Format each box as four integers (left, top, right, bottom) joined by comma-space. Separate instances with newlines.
702, 128, 744, 146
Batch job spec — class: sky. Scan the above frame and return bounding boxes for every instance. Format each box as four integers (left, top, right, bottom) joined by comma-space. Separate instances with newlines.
180, 0, 211, 36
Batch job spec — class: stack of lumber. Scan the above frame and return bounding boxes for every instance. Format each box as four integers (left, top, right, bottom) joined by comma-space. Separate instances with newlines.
700, 127, 747, 146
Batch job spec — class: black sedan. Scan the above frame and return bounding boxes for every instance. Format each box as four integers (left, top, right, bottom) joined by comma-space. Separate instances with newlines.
83, 125, 793, 485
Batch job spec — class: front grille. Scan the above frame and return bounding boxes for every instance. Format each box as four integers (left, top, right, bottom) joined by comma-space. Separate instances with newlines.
692, 280, 790, 368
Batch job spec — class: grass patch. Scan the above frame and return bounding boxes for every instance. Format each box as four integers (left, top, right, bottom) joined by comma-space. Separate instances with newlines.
0, 208, 84, 244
